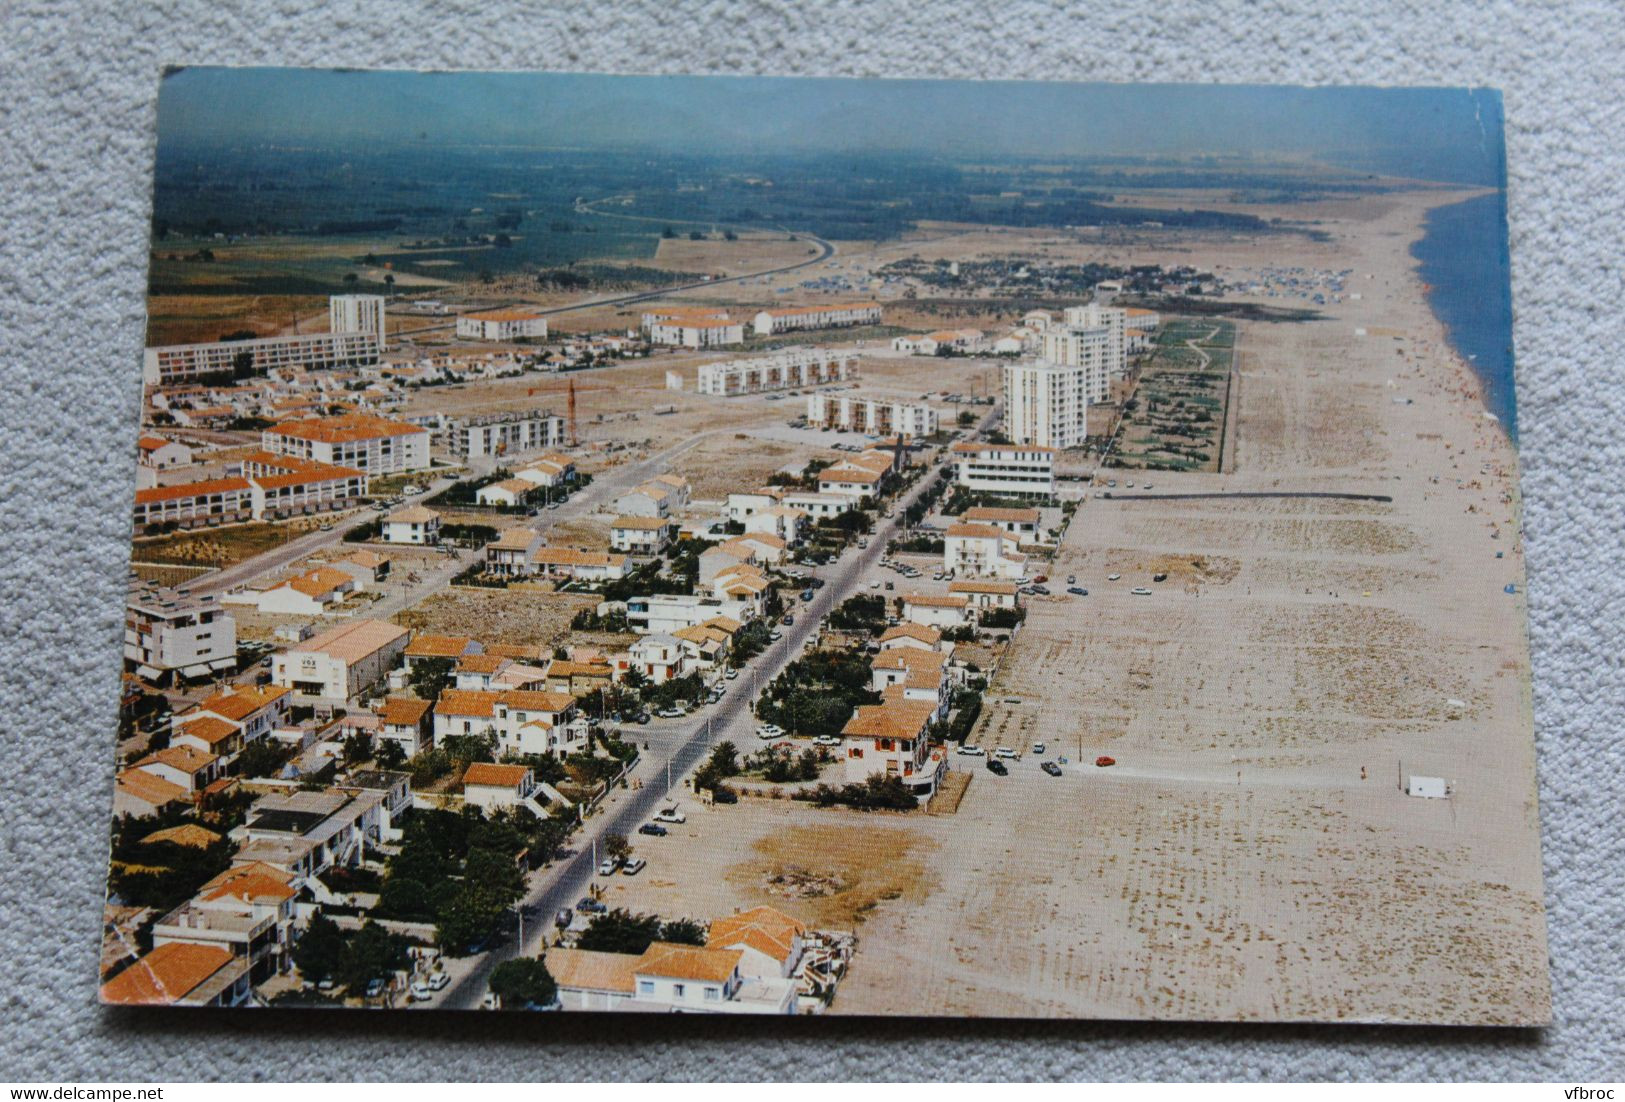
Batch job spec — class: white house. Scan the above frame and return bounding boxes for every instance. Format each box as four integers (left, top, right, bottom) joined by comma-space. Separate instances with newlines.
125, 581, 238, 683
382, 505, 441, 545
256, 566, 358, 616
610, 516, 674, 555
461, 763, 539, 812
705, 906, 807, 980
944, 523, 1027, 580
625, 593, 756, 635
515, 453, 576, 488
628, 634, 689, 684
456, 309, 549, 342
752, 301, 881, 336
137, 435, 194, 470
433, 689, 587, 758
742, 506, 809, 545
475, 478, 535, 507
840, 698, 944, 798
273, 619, 410, 702
531, 547, 630, 582
900, 593, 970, 629
949, 578, 1022, 612
961, 506, 1041, 540
376, 697, 433, 757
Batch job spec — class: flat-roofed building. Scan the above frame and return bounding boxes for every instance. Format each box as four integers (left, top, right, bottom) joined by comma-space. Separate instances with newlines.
261, 413, 429, 474
329, 294, 387, 350
950, 441, 1056, 498
449, 409, 565, 459
125, 580, 238, 682
1004, 359, 1095, 449
456, 308, 548, 342
695, 348, 859, 396
143, 330, 381, 387
805, 392, 938, 437
752, 301, 882, 336
272, 618, 409, 702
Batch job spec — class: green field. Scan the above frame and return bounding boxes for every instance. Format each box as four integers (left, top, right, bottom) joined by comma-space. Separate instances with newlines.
1109, 319, 1236, 473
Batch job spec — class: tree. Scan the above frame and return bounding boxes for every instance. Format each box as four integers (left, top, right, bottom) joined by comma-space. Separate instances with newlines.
383, 273, 396, 293
375, 739, 406, 770
407, 657, 455, 701
707, 741, 740, 778
602, 832, 632, 864
336, 922, 411, 992
576, 908, 663, 955
342, 731, 373, 766
292, 912, 347, 984
343, 272, 360, 287
659, 918, 707, 946
489, 957, 557, 1009
234, 737, 291, 780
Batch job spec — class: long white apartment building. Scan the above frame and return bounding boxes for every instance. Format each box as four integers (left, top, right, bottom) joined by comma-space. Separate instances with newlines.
950, 441, 1056, 498
1003, 360, 1093, 449
125, 580, 239, 682
261, 413, 431, 474
143, 330, 382, 387
752, 301, 882, 336
805, 392, 937, 437
447, 408, 566, 458
643, 310, 744, 349
329, 294, 387, 350
456, 308, 549, 342
696, 348, 859, 396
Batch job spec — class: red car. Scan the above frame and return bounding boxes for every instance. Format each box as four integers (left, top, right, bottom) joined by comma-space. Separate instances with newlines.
1095, 756, 1116, 768
1033, 574, 1048, 583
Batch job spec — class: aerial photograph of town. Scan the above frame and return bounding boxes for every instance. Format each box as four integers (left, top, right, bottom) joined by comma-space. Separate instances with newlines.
101, 69, 1548, 1024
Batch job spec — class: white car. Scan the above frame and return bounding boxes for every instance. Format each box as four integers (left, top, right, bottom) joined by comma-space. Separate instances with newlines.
1131, 587, 1152, 596
622, 857, 647, 875
598, 858, 620, 876
1107, 573, 1122, 581
755, 724, 785, 740
429, 971, 450, 991
870, 580, 882, 589
769, 629, 783, 641
409, 980, 433, 1002
654, 808, 686, 824
814, 735, 841, 747
994, 747, 1017, 759
725, 668, 739, 680
955, 744, 986, 757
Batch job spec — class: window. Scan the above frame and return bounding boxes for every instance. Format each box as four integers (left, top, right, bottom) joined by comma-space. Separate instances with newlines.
672, 983, 685, 998
705, 986, 720, 1001
638, 980, 654, 997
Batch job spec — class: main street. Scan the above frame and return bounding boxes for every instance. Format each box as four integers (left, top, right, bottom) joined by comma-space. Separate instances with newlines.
436, 443, 952, 1009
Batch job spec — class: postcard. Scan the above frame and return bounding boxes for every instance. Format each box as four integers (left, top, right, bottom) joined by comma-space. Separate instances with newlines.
103, 69, 1547, 1023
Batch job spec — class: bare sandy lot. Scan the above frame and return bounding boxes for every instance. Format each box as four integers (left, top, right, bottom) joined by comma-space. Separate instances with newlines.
595, 187, 1547, 1025
392, 586, 596, 647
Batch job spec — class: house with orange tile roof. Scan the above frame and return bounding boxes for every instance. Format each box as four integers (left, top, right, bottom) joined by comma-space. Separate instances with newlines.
454, 651, 513, 690
877, 622, 947, 653
433, 688, 585, 757
376, 696, 433, 756
542, 658, 615, 698
246, 461, 368, 520
817, 464, 886, 499
151, 862, 298, 981
944, 522, 1028, 580
610, 515, 675, 555
169, 684, 292, 763
870, 646, 954, 719
382, 504, 442, 545
961, 505, 1042, 539
547, 947, 643, 1011
840, 698, 945, 797
99, 941, 252, 1007
256, 565, 359, 615
130, 745, 224, 794
112, 766, 191, 818
136, 434, 193, 470
486, 527, 545, 576
899, 591, 971, 629
404, 633, 483, 667
460, 762, 538, 812
752, 301, 882, 336
530, 546, 630, 582
643, 309, 744, 349
949, 578, 1023, 611
707, 906, 808, 979
132, 476, 255, 530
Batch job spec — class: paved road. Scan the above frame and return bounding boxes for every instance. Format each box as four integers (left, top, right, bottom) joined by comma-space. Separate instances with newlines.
436, 449, 952, 1010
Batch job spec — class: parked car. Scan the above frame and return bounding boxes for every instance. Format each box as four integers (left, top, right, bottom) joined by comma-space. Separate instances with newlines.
409, 980, 433, 1002
1067, 575, 1076, 585
634, 712, 651, 724
622, 858, 647, 876
1032, 585, 1050, 595
657, 707, 684, 719
955, 744, 986, 756
994, 746, 1017, 759
429, 971, 450, 991
1033, 742, 1046, 754
870, 580, 882, 589
577, 897, 607, 915
884, 581, 894, 591
769, 629, 783, 641
1153, 572, 1168, 583
755, 724, 785, 740
814, 734, 841, 747
800, 589, 815, 602
1131, 587, 1152, 596
1107, 573, 1122, 581
638, 823, 668, 837
1041, 762, 1063, 777
597, 858, 620, 876
1034, 575, 1048, 583
555, 908, 573, 927
1067, 586, 1088, 596
1095, 756, 1117, 768
986, 759, 1009, 776
725, 668, 739, 680
364, 978, 386, 999
782, 615, 795, 626
481, 992, 499, 1010
654, 808, 686, 824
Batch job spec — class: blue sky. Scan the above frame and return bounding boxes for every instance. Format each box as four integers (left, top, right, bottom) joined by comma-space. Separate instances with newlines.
158, 68, 1505, 186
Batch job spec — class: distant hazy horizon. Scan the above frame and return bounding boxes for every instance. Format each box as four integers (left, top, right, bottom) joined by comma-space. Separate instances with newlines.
156, 69, 1506, 187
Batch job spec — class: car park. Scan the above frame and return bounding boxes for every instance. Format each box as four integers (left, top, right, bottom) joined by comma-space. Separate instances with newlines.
1041, 762, 1063, 777
622, 858, 647, 875
986, 759, 1009, 776
638, 823, 668, 837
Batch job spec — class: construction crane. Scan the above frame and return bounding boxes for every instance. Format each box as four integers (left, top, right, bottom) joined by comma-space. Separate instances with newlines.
527, 376, 609, 446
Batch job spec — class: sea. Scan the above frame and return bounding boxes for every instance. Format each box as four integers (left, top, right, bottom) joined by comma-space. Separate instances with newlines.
1410, 191, 1519, 443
